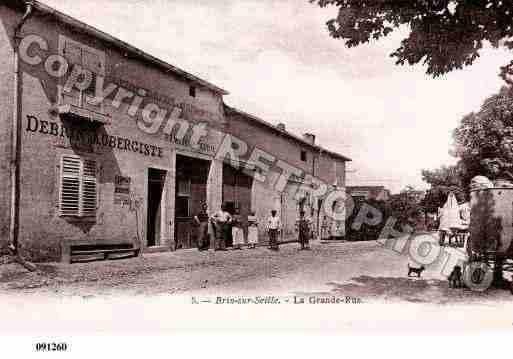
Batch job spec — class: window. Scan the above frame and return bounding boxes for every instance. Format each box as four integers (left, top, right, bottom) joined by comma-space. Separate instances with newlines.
176, 197, 190, 217
300, 150, 307, 162
177, 179, 191, 196
59, 156, 97, 217
58, 36, 106, 114
189, 85, 196, 98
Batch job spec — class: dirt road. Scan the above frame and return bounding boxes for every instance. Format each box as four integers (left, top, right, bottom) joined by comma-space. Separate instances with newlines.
1, 238, 511, 304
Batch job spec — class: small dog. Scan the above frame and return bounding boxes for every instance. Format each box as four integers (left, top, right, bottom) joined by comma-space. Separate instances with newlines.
407, 264, 426, 277
448, 265, 463, 288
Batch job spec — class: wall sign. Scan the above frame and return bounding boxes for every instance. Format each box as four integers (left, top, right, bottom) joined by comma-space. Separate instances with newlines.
25, 115, 164, 158
114, 175, 131, 204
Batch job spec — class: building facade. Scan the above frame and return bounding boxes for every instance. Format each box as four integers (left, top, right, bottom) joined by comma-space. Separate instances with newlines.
346, 186, 391, 202
224, 106, 349, 241
0, 0, 350, 262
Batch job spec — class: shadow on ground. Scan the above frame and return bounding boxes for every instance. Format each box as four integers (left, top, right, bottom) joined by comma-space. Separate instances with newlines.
294, 275, 510, 305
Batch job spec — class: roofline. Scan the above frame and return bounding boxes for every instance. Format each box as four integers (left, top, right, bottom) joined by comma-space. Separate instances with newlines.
13, 0, 229, 95
347, 186, 387, 190
224, 105, 352, 162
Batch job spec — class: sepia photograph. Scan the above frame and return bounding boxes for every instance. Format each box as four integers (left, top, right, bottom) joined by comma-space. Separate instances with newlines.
2, 0, 513, 353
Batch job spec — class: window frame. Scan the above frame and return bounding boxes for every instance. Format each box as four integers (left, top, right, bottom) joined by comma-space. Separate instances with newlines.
59, 155, 98, 218
57, 35, 106, 114
189, 85, 196, 98
300, 150, 307, 162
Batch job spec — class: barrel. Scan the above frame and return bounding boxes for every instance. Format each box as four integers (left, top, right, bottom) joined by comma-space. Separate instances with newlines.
470, 187, 513, 258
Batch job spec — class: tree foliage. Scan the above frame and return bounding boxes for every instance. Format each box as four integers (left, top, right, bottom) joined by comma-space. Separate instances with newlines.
420, 165, 465, 212
453, 86, 513, 182
421, 85, 513, 211
311, 0, 513, 82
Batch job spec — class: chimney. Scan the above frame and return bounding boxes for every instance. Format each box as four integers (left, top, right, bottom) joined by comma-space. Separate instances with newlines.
302, 133, 316, 145
277, 123, 286, 131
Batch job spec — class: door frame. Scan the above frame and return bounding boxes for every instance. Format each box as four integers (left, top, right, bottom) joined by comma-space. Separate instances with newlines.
144, 165, 172, 249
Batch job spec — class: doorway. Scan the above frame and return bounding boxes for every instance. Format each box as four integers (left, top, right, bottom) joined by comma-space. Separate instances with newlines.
222, 163, 253, 247
174, 155, 210, 249
146, 168, 167, 247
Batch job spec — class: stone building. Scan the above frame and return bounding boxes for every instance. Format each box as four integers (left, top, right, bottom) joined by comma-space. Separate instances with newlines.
0, 0, 350, 262
346, 186, 391, 202
224, 106, 349, 241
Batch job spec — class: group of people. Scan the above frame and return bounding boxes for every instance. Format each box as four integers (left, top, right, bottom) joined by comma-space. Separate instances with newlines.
193, 203, 314, 252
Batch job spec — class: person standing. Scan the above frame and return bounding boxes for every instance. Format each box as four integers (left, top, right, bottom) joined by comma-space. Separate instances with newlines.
210, 203, 232, 251
320, 215, 330, 241
267, 210, 281, 251
193, 203, 210, 251
247, 211, 259, 249
297, 210, 310, 250
232, 209, 244, 250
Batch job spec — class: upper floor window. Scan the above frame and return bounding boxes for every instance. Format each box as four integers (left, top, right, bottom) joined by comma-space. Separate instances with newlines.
58, 36, 106, 114
189, 85, 196, 98
300, 150, 307, 162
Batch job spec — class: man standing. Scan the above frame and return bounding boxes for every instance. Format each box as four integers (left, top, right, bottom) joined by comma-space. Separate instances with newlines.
210, 203, 232, 251
193, 203, 210, 251
267, 210, 281, 251
297, 210, 311, 250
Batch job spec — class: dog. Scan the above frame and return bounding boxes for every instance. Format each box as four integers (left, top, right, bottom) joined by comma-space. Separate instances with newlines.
407, 264, 426, 278
448, 265, 463, 288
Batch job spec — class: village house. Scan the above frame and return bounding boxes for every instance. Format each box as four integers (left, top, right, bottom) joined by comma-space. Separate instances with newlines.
0, 0, 350, 262
346, 186, 391, 202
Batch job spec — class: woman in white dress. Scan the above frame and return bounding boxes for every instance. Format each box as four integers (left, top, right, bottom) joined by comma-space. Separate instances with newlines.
247, 211, 259, 249
321, 215, 330, 241
232, 210, 245, 250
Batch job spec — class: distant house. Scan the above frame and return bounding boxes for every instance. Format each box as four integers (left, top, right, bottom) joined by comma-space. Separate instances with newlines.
346, 186, 391, 202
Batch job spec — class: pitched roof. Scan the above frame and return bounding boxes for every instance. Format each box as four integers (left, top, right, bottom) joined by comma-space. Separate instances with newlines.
9, 0, 229, 95
224, 105, 351, 162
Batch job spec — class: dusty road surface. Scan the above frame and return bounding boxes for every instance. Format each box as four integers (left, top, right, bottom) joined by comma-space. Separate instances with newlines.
1, 238, 512, 304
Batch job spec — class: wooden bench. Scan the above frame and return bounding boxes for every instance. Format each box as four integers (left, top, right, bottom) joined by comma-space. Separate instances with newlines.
62, 240, 140, 263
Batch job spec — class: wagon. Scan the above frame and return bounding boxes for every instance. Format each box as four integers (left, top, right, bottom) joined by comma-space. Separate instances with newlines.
468, 183, 513, 293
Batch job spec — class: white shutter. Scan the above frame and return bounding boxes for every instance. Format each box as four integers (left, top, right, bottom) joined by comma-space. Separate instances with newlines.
59, 156, 97, 217
60, 156, 81, 216
81, 159, 97, 216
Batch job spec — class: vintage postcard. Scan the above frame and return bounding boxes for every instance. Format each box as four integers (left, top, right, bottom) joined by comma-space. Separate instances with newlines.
2, 0, 513, 353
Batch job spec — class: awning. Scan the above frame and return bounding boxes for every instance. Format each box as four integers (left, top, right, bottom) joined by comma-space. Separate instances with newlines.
58, 104, 111, 125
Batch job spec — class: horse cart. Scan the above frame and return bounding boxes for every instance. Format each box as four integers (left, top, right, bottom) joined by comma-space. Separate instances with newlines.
468, 183, 513, 293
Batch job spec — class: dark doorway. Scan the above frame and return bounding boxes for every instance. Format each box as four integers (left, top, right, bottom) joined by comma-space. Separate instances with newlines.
147, 168, 167, 247
175, 155, 210, 249
222, 164, 253, 247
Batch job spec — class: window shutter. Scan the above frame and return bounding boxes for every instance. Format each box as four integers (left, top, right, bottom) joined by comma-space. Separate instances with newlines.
60, 156, 81, 216
59, 156, 97, 217
81, 160, 97, 216
63, 41, 82, 65
82, 49, 103, 74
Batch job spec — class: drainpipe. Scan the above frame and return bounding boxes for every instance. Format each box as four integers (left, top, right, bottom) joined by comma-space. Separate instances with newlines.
9, 1, 36, 270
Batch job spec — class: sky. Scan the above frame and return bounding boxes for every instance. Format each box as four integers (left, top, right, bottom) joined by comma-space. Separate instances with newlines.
43, 0, 513, 193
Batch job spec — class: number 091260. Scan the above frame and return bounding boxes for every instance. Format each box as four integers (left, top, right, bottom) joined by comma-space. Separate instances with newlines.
35, 343, 68, 352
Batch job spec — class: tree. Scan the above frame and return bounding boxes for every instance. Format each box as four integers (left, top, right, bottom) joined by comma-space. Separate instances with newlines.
420, 165, 466, 213
389, 186, 424, 228
452, 86, 513, 183
311, 0, 513, 82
